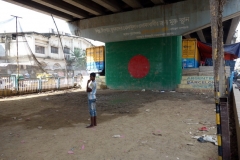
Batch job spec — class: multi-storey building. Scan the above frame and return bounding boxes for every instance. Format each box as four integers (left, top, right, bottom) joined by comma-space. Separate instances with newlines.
0, 32, 93, 77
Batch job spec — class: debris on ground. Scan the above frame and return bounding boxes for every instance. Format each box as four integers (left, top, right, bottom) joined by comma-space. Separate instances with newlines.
199, 121, 211, 125
152, 133, 162, 136
141, 89, 145, 92
199, 126, 208, 131
112, 135, 121, 138
186, 143, 194, 146
146, 109, 150, 112
68, 151, 74, 154
112, 135, 124, 138
196, 135, 217, 145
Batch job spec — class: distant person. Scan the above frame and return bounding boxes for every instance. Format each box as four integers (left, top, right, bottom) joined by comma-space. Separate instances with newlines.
86, 73, 97, 128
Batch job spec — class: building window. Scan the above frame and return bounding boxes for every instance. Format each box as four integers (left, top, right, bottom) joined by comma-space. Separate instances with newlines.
51, 46, 58, 54
64, 47, 70, 54
35, 45, 45, 54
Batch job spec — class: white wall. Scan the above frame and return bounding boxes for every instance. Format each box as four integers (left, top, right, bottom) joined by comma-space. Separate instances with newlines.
6, 33, 93, 72
0, 43, 5, 57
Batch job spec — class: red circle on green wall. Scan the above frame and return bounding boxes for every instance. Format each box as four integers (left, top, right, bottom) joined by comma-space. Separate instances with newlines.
128, 55, 150, 78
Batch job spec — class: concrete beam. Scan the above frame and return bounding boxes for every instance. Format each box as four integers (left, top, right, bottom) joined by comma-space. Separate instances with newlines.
122, 0, 142, 9
226, 16, 240, 44
92, 0, 121, 12
151, 0, 165, 5
4, 0, 73, 21
184, 35, 191, 39
63, 0, 104, 16
32, 0, 88, 19
196, 30, 206, 43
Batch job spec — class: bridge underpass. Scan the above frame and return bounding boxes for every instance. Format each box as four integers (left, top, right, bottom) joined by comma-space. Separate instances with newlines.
5, 0, 240, 89
3, 0, 240, 44
2, 0, 240, 158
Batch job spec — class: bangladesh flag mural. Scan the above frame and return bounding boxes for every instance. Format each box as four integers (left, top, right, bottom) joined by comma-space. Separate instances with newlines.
105, 36, 182, 90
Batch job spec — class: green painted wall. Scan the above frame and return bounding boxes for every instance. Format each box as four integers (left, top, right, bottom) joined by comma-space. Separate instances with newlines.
105, 36, 182, 90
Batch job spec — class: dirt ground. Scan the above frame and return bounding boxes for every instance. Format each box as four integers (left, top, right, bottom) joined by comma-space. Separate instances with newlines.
0, 89, 217, 160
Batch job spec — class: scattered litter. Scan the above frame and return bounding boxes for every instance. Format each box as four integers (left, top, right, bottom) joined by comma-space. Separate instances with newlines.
146, 109, 150, 112
18, 118, 22, 121
199, 126, 208, 131
208, 126, 215, 130
160, 90, 165, 93
112, 135, 124, 138
197, 137, 206, 143
38, 126, 42, 129
152, 133, 162, 136
189, 132, 192, 135
141, 140, 147, 144
68, 151, 74, 154
196, 135, 217, 145
203, 135, 217, 145
141, 89, 145, 92
192, 136, 201, 139
187, 143, 194, 146
112, 135, 121, 138
199, 121, 211, 125
81, 145, 85, 150
177, 157, 179, 160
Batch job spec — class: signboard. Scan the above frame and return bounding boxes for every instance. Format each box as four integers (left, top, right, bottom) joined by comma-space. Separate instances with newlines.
78, 0, 240, 42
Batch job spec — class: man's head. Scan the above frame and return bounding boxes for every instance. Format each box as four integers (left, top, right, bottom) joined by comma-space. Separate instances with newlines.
90, 72, 96, 81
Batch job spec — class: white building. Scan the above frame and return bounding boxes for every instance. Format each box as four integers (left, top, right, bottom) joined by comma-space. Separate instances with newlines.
0, 32, 93, 77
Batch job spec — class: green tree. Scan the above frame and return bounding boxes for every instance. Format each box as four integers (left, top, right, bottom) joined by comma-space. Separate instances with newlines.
68, 48, 86, 70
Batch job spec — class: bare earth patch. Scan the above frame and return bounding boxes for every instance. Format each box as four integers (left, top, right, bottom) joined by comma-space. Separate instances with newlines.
0, 89, 217, 160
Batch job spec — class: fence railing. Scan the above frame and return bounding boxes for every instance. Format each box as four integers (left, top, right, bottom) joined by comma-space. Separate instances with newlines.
0, 75, 78, 97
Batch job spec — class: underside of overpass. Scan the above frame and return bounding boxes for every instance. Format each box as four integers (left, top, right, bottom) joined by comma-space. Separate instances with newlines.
3, 0, 240, 90
4, 0, 240, 44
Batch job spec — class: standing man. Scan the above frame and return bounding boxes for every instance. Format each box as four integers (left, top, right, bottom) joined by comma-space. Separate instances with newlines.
86, 73, 97, 128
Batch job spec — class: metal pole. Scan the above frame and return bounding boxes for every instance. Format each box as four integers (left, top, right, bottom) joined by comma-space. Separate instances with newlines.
209, 1, 227, 159
11, 15, 22, 93
51, 14, 69, 88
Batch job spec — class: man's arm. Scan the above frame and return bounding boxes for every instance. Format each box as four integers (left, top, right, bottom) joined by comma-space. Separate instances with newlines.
86, 80, 92, 92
